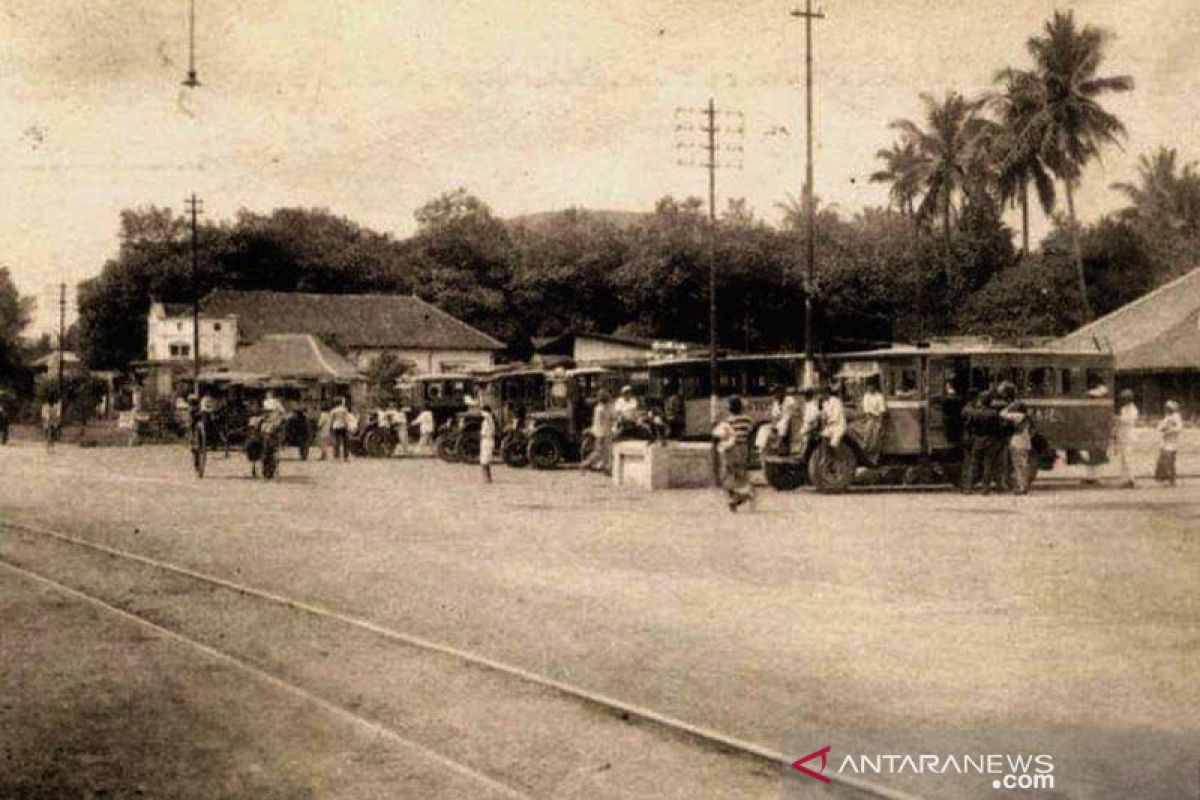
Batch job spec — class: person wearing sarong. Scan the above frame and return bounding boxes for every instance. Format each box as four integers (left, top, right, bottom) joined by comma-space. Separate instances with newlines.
1155, 400, 1183, 487
857, 376, 887, 464
712, 396, 755, 512
1116, 389, 1139, 488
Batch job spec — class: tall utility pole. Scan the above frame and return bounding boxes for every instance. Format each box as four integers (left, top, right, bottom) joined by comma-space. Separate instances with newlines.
57, 282, 66, 389
183, 0, 200, 87
185, 193, 204, 387
675, 101, 743, 422
792, 0, 824, 387
704, 98, 718, 423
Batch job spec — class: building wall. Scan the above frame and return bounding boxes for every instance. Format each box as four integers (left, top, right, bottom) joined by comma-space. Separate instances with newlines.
574, 338, 652, 364
350, 348, 496, 374
147, 312, 238, 362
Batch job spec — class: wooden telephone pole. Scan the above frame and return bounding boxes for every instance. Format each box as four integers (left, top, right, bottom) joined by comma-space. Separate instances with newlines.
185, 193, 203, 387
792, 0, 824, 387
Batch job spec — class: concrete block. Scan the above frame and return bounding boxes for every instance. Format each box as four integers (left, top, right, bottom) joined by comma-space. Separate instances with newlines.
613, 441, 716, 490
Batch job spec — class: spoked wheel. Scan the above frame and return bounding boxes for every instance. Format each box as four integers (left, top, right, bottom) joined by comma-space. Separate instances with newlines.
436, 433, 460, 463
456, 430, 482, 463
502, 432, 529, 468
578, 431, 596, 465
191, 425, 207, 478
764, 458, 804, 491
363, 428, 390, 458
808, 442, 856, 493
527, 433, 564, 470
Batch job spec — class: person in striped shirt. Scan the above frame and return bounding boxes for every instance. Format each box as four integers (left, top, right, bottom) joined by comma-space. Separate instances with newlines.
712, 395, 756, 512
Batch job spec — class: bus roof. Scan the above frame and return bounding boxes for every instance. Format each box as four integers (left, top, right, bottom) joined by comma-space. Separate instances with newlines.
647, 346, 1113, 367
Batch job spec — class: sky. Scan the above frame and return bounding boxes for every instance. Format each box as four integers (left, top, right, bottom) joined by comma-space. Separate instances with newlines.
2, 0, 1198, 334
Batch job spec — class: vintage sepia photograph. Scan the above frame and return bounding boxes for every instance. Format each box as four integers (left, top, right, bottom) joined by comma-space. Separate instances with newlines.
1, 1, 1197, 797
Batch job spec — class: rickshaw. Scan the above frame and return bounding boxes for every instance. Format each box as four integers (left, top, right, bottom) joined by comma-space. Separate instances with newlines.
762, 345, 1115, 492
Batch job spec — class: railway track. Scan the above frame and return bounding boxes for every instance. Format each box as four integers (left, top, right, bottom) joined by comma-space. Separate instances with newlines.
0, 519, 914, 800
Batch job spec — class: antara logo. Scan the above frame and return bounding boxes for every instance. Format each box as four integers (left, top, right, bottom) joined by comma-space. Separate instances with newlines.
791, 745, 832, 783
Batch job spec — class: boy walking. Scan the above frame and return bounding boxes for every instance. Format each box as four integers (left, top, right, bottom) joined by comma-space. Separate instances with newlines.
712, 395, 755, 512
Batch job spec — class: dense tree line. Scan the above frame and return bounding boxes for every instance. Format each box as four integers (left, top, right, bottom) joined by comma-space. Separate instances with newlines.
69, 10, 1199, 371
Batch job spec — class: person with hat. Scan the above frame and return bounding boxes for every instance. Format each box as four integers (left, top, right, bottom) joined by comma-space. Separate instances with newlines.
1154, 400, 1183, 487
712, 395, 755, 511
1116, 389, 1139, 488
999, 381, 1032, 495
612, 384, 640, 438
582, 389, 614, 473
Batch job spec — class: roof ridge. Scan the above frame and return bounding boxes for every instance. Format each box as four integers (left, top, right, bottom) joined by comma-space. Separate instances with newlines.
1063, 266, 1200, 340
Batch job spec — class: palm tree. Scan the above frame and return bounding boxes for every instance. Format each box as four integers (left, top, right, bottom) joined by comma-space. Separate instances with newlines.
890, 91, 991, 245
1111, 147, 1200, 235
988, 69, 1056, 255
1008, 11, 1133, 320
870, 140, 927, 218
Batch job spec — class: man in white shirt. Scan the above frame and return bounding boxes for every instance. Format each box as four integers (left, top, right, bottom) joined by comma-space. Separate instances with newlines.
1116, 389, 1139, 488
819, 383, 847, 448
479, 404, 496, 483
613, 385, 639, 434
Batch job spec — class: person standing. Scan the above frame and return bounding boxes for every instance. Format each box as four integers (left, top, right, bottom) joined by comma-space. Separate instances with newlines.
581, 390, 613, 473
1116, 389, 1139, 488
329, 396, 351, 462
712, 395, 755, 512
316, 401, 332, 460
1155, 400, 1183, 487
415, 406, 436, 454
40, 394, 62, 450
1001, 387, 1033, 495
479, 403, 496, 483
858, 376, 887, 464
391, 404, 410, 457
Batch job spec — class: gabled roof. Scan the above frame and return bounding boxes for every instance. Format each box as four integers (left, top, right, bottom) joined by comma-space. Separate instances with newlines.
223, 334, 361, 381
1057, 268, 1200, 365
1116, 311, 1200, 372
199, 290, 504, 351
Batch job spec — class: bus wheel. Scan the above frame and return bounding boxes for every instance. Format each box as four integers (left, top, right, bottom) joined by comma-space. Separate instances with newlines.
527, 432, 563, 470
457, 430, 482, 463
579, 431, 596, 464
764, 459, 804, 492
436, 434, 459, 463
808, 443, 855, 493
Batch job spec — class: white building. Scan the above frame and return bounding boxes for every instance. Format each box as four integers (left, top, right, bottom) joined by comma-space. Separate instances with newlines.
146, 301, 238, 363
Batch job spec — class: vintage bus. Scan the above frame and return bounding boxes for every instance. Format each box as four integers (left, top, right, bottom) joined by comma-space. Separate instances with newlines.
646, 353, 805, 442
764, 345, 1115, 492
397, 373, 476, 428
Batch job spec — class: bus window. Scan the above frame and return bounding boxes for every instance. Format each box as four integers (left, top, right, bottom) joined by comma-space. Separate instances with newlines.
1028, 367, 1054, 397
428, 384, 442, 399
887, 366, 919, 398
1085, 369, 1110, 397
970, 367, 993, 395
1060, 369, 1076, 397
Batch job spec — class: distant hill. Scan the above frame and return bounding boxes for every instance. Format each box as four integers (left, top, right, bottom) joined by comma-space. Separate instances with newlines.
507, 208, 648, 232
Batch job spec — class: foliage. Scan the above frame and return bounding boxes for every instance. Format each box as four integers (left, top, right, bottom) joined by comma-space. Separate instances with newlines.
0, 268, 34, 394
363, 352, 415, 405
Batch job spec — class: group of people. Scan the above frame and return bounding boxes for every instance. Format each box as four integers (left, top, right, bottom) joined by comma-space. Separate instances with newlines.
313, 397, 439, 462
579, 385, 651, 474
1096, 391, 1185, 489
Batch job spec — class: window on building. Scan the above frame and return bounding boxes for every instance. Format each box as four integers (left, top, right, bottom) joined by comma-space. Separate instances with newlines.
213, 322, 222, 332
176, 322, 183, 332
169, 343, 191, 358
